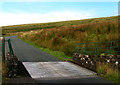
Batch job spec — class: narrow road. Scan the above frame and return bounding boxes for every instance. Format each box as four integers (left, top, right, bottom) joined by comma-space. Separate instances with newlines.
5, 36, 116, 84
5, 36, 60, 62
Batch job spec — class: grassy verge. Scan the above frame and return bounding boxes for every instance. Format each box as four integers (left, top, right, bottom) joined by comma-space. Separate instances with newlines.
97, 62, 120, 84
19, 37, 72, 61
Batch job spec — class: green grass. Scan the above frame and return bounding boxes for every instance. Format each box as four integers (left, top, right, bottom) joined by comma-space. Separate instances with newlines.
19, 37, 72, 61
97, 62, 120, 84
104, 73, 120, 84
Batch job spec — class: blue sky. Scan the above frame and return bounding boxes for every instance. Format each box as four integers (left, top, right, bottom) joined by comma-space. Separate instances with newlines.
2, 2, 118, 16
0, 2, 118, 26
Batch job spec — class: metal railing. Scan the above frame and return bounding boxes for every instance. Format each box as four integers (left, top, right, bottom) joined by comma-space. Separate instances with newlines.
2, 38, 5, 62
7, 39, 14, 56
76, 40, 120, 55
0, 43, 2, 56
1, 38, 15, 63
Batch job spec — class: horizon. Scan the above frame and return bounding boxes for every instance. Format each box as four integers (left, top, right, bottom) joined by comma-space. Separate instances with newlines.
1, 15, 117, 27
0, 2, 118, 26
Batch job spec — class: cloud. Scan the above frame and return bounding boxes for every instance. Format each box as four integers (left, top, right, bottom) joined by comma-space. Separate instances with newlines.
0, 10, 96, 26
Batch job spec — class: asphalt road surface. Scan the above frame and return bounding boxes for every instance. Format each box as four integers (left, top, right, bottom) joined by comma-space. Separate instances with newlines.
5, 36, 60, 62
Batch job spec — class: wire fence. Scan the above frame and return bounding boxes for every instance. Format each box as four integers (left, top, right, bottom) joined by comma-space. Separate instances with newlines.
76, 40, 120, 55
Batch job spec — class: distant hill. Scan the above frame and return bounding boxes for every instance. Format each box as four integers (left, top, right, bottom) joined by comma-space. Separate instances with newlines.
2, 16, 119, 56
2, 16, 118, 35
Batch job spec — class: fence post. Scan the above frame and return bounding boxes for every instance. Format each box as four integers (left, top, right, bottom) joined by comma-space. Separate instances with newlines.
84, 43, 87, 55
8, 39, 14, 56
75, 43, 79, 53
117, 40, 120, 55
109, 41, 113, 54
2, 38, 5, 63
95, 43, 98, 55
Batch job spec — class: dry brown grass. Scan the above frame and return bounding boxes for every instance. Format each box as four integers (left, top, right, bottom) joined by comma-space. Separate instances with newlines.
97, 62, 120, 83
17, 18, 119, 56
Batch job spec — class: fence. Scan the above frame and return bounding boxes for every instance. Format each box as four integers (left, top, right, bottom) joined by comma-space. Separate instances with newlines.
76, 40, 120, 55
6, 39, 18, 78
2, 38, 15, 63
7, 39, 14, 56
0, 43, 2, 56
2, 38, 5, 62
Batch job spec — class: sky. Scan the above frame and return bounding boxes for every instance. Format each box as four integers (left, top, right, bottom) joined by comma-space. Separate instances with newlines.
0, 1, 118, 26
